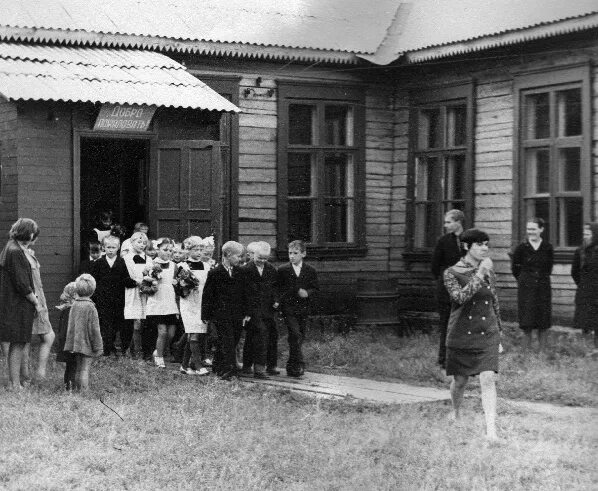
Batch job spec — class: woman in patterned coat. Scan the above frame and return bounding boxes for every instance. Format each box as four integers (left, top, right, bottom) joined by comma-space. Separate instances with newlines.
444, 228, 501, 441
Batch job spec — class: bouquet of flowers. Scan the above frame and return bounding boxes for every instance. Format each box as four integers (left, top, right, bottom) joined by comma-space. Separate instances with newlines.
173, 264, 200, 298
140, 263, 163, 295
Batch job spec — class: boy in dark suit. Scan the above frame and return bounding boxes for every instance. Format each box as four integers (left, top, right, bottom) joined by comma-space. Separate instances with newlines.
277, 240, 319, 378
89, 235, 137, 356
79, 240, 102, 275
431, 209, 465, 369
202, 241, 250, 380
241, 241, 280, 379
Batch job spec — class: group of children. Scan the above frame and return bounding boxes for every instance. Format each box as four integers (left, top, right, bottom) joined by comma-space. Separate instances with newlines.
57, 221, 319, 390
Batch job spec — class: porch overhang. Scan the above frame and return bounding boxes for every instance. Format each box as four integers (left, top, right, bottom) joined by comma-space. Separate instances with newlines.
0, 42, 240, 112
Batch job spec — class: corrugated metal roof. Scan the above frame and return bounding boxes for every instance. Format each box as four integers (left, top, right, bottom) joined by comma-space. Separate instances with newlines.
0, 43, 240, 111
0, 0, 399, 55
363, 0, 598, 64
1, 1, 596, 66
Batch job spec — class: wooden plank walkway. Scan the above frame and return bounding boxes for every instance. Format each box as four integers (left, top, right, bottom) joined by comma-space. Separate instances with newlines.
241, 371, 450, 404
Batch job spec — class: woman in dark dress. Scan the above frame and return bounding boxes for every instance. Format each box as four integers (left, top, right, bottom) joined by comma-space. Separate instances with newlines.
0, 218, 43, 389
443, 229, 501, 441
511, 217, 554, 352
571, 222, 598, 351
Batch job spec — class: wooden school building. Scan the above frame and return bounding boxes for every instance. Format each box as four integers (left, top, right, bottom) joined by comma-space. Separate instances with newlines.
0, 1, 597, 325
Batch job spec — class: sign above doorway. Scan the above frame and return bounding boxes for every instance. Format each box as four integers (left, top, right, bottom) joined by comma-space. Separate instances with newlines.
94, 104, 157, 132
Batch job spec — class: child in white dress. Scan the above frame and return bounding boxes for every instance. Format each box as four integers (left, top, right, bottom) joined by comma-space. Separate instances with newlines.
178, 236, 209, 375
146, 237, 179, 368
123, 232, 151, 357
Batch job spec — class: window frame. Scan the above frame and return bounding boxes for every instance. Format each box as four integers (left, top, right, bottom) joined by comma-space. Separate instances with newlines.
404, 82, 475, 261
513, 65, 591, 261
277, 82, 366, 259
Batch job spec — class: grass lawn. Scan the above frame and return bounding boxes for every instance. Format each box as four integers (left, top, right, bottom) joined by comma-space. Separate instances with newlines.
0, 356, 596, 490
1, 324, 596, 489
290, 322, 598, 407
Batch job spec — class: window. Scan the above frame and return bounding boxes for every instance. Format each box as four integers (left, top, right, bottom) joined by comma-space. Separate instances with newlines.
515, 66, 591, 253
278, 83, 365, 257
407, 84, 474, 251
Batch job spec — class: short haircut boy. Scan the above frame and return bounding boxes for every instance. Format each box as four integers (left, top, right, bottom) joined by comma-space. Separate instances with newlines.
88, 241, 102, 254
103, 235, 120, 247
222, 240, 244, 257
445, 209, 465, 224
75, 274, 97, 297
134, 222, 149, 232
255, 241, 271, 256
288, 240, 306, 253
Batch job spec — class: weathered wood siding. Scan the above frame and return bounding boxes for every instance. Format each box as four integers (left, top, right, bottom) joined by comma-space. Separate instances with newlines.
390, 35, 598, 322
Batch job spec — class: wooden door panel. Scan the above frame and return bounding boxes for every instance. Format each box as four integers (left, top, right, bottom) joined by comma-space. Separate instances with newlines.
156, 219, 181, 240
157, 147, 182, 209
150, 140, 222, 243
188, 147, 212, 210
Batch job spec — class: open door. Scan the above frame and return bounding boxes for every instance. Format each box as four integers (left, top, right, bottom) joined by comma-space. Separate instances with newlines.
149, 140, 223, 246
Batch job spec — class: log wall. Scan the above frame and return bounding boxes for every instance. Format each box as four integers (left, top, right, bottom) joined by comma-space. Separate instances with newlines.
390, 35, 598, 323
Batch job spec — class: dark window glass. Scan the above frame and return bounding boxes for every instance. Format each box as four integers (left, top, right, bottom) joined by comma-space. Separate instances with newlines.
559, 147, 580, 192
288, 200, 312, 242
525, 92, 550, 139
289, 105, 315, 145
557, 88, 582, 137
324, 153, 351, 197
418, 108, 442, 149
324, 106, 352, 146
525, 148, 550, 194
323, 200, 349, 242
288, 153, 312, 196
445, 155, 465, 201
447, 105, 467, 146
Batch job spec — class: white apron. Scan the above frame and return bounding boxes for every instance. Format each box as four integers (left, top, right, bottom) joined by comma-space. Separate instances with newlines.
146, 260, 179, 316
123, 253, 152, 319
179, 266, 208, 333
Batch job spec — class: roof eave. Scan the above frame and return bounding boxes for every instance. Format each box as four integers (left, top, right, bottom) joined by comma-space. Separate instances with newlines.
361, 11, 598, 66
0, 26, 362, 65
404, 12, 598, 64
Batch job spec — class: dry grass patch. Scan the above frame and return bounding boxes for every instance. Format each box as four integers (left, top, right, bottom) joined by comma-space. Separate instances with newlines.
287, 323, 598, 407
0, 356, 596, 490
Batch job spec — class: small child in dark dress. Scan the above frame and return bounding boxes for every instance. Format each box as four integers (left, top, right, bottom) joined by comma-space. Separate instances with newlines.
55, 282, 78, 390
63, 274, 104, 391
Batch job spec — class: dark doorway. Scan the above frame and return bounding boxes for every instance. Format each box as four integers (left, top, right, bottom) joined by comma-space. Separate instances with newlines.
80, 137, 149, 247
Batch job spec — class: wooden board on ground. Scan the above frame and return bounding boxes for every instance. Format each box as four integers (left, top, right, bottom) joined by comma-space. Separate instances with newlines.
241, 371, 450, 405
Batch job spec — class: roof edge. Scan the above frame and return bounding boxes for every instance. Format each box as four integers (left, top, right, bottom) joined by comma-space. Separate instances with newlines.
0, 26, 361, 65
404, 12, 598, 64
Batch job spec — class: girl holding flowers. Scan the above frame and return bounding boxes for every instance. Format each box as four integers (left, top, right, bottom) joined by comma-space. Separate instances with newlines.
145, 237, 179, 368
177, 236, 209, 375
123, 232, 152, 358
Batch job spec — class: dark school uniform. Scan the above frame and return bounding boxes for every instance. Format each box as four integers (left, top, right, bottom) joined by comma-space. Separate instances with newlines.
241, 261, 280, 374
431, 232, 463, 367
511, 240, 553, 331
277, 261, 319, 376
90, 255, 137, 355
571, 244, 598, 334
201, 263, 249, 376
